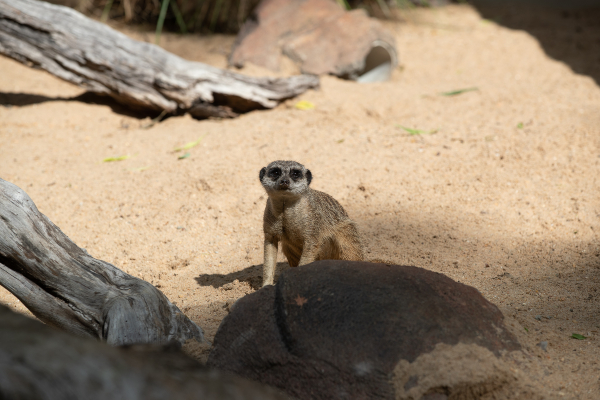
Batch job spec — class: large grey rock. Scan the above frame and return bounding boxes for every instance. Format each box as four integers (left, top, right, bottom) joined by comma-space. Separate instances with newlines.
208, 261, 542, 400
229, 0, 397, 80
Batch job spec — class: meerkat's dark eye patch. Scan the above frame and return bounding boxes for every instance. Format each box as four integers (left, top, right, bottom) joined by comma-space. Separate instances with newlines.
290, 169, 302, 180
268, 167, 282, 179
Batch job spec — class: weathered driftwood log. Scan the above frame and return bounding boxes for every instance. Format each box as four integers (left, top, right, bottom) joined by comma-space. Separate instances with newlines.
0, 178, 204, 346
0, 0, 319, 118
0, 304, 289, 400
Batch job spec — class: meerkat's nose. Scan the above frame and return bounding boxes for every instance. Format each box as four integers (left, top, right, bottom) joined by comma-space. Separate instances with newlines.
279, 178, 290, 188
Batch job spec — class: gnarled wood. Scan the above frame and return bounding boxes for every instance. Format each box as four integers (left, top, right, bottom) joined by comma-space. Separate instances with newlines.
0, 0, 319, 117
0, 304, 288, 400
0, 178, 204, 346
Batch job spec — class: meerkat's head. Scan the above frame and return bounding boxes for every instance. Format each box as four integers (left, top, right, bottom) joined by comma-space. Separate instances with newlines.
260, 160, 312, 198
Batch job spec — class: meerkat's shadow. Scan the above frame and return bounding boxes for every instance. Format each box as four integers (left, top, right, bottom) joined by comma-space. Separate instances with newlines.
195, 262, 290, 290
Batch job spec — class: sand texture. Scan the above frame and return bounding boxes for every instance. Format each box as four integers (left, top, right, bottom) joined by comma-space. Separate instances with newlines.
1, 4, 599, 399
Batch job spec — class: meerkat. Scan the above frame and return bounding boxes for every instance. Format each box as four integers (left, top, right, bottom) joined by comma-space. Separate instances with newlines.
259, 160, 364, 286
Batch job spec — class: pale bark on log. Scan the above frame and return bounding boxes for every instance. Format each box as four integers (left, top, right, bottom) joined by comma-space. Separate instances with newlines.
0, 178, 205, 346
0, 304, 289, 400
0, 0, 319, 117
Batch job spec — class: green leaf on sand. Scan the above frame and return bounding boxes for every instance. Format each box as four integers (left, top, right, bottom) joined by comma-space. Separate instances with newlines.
572, 333, 586, 340
103, 155, 130, 162
396, 125, 438, 135
517, 122, 524, 129
178, 152, 191, 160
441, 87, 478, 96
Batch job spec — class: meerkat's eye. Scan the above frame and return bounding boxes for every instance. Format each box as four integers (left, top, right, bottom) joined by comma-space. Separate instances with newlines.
290, 169, 302, 180
268, 167, 281, 179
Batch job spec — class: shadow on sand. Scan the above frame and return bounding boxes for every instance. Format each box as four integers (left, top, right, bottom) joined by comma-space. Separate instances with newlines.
195, 262, 290, 290
0, 91, 163, 119
470, 0, 600, 86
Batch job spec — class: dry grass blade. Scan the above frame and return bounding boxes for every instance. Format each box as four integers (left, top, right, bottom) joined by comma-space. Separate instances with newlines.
101, 0, 114, 22
141, 110, 169, 129
103, 155, 130, 162
170, 0, 188, 33
441, 87, 479, 96
155, 0, 171, 44
237, 0, 248, 27
375, 0, 392, 17
210, 0, 223, 32
173, 135, 206, 152
123, 0, 134, 21
336, 0, 350, 10
396, 125, 437, 135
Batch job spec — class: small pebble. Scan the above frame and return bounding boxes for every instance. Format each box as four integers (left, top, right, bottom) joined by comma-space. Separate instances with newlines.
535, 315, 542, 321
537, 341, 548, 352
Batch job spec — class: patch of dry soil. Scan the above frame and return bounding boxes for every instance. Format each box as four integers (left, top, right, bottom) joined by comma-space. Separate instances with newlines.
1, 4, 599, 399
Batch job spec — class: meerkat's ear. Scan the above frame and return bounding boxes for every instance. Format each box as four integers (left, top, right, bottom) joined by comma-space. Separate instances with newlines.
259, 167, 266, 181
306, 170, 312, 185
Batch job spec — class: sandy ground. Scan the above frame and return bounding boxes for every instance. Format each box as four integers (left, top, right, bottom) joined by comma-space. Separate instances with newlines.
1, 4, 600, 399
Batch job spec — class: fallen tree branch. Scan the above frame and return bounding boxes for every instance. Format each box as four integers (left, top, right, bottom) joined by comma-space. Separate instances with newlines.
0, 304, 288, 400
0, 178, 204, 346
0, 0, 319, 117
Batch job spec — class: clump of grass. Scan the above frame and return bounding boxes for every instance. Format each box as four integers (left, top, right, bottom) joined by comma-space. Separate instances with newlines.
95, 0, 262, 34
93, 0, 434, 35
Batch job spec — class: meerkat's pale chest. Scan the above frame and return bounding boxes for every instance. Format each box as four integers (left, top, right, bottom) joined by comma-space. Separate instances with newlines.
265, 201, 305, 241
278, 203, 307, 242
